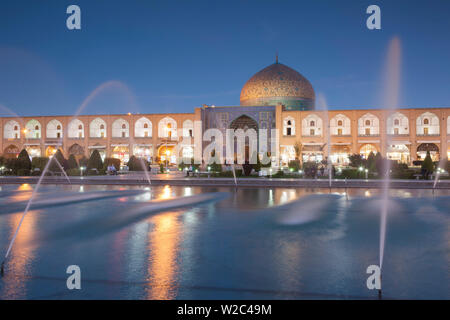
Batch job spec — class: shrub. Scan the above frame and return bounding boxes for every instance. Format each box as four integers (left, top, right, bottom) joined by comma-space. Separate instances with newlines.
104, 157, 121, 171
5, 158, 20, 174
159, 163, 165, 173
127, 156, 147, 171
348, 153, 366, 168
288, 159, 301, 172
242, 162, 252, 176
375, 153, 388, 177
79, 156, 88, 168
16, 168, 30, 176
253, 153, 262, 172
421, 151, 434, 173
367, 152, 377, 173
67, 154, 79, 170
66, 168, 81, 176
271, 170, 285, 178
50, 149, 68, 172
260, 152, 272, 168
87, 150, 103, 171
178, 158, 199, 171
340, 168, 360, 179
209, 162, 222, 173
32, 157, 49, 172
302, 161, 318, 178
17, 149, 32, 171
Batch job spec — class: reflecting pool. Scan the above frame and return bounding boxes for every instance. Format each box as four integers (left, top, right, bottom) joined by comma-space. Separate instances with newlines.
0, 184, 448, 299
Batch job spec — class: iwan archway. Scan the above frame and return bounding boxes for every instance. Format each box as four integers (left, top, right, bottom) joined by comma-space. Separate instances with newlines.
229, 115, 258, 163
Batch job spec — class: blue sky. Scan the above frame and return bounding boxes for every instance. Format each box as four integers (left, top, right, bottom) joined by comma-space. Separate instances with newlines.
0, 0, 449, 116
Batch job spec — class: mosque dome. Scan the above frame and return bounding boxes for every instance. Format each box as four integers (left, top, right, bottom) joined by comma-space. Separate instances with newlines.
240, 58, 315, 110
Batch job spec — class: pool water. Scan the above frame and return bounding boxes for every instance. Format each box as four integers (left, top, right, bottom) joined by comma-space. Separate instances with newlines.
0, 184, 448, 299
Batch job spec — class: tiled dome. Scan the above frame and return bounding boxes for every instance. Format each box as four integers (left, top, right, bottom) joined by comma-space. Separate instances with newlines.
240, 60, 315, 110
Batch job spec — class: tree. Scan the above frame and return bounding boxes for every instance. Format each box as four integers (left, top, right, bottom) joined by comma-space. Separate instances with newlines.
367, 152, 377, 173
31, 157, 49, 172
67, 154, 79, 170
260, 152, 272, 168
421, 151, 434, 179
6, 158, 20, 174
294, 142, 301, 161
288, 159, 301, 172
302, 161, 318, 178
87, 150, 103, 171
79, 156, 88, 168
17, 149, 32, 171
348, 153, 366, 168
127, 156, 145, 171
50, 149, 68, 172
375, 152, 386, 177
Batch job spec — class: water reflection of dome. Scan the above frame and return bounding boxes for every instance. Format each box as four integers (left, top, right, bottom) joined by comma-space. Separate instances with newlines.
240, 58, 315, 110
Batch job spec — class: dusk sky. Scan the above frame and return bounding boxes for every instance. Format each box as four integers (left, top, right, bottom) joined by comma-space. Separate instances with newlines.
1, 0, 450, 116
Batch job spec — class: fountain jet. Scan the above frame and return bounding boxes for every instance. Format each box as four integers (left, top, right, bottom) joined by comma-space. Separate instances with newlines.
316, 94, 332, 189
378, 36, 402, 296
1, 153, 74, 276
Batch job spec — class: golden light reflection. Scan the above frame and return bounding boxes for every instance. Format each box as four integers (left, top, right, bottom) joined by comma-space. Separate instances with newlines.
147, 211, 181, 299
18, 184, 32, 191
11, 184, 33, 202
160, 185, 173, 200
1, 210, 37, 299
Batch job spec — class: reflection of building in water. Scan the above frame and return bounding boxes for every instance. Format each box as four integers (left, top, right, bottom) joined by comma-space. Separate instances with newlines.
1, 57, 449, 166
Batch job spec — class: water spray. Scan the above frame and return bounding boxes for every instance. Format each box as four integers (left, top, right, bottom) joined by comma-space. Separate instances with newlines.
378, 273, 383, 300
1, 154, 59, 276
